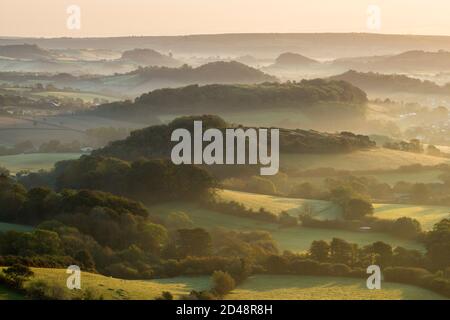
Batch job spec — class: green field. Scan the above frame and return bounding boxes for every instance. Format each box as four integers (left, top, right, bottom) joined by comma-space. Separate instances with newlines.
3, 268, 446, 300
373, 203, 450, 231
149, 201, 424, 252
228, 275, 447, 300
281, 148, 449, 171
26, 268, 208, 300
287, 169, 444, 187
33, 91, 119, 103
0, 153, 82, 174
220, 189, 448, 231
218, 189, 342, 220
0, 222, 33, 233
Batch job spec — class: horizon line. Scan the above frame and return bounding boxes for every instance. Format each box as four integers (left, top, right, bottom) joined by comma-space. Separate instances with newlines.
3, 31, 450, 40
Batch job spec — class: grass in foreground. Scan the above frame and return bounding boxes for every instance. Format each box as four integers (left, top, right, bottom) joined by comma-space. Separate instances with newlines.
4, 269, 446, 300
228, 275, 447, 300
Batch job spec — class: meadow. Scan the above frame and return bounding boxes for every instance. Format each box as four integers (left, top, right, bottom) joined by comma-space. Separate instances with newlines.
0, 153, 82, 174
2, 269, 446, 300
227, 275, 447, 300
219, 189, 449, 231
373, 203, 450, 231
149, 202, 424, 252
281, 148, 449, 171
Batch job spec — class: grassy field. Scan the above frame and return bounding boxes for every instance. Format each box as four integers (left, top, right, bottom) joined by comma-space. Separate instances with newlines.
149, 202, 424, 252
218, 189, 342, 220
33, 91, 120, 103
287, 169, 444, 187
3, 269, 446, 300
281, 148, 449, 171
0, 222, 33, 233
373, 203, 450, 231
0, 153, 82, 174
220, 189, 448, 231
28, 268, 208, 300
227, 275, 447, 300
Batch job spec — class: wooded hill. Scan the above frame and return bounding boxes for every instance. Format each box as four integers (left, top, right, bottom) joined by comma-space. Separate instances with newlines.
89, 79, 368, 122
94, 115, 375, 161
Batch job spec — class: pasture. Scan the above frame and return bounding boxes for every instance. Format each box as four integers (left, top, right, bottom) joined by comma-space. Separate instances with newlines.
4, 269, 446, 300
0, 153, 82, 174
149, 201, 424, 252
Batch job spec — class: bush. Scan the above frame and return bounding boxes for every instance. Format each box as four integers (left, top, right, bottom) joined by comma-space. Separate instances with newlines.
155, 291, 174, 300
211, 271, 236, 297
25, 280, 69, 300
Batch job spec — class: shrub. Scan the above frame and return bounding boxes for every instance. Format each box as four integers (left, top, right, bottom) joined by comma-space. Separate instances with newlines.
211, 271, 236, 297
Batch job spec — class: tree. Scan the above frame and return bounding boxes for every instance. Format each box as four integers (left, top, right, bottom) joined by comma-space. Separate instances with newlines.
344, 198, 373, 220
310, 240, 330, 262
391, 217, 422, 239
177, 228, 212, 257
211, 271, 235, 297
411, 183, 430, 203
330, 238, 354, 265
425, 219, 450, 270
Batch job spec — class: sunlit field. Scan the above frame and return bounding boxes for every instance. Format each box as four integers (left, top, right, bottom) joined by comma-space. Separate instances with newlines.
149, 202, 424, 252
0, 153, 82, 174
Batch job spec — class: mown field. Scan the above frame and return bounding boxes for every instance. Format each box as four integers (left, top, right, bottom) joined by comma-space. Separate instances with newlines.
0, 153, 82, 174
1, 269, 446, 300
219, 189, 449, 231
149, 202, 424, 252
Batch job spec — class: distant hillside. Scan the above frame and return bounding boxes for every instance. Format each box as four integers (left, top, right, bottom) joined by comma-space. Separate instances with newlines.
120, 48, 181, 67
127, 61, 276, 83
333, 50, 450, 73
329, 70, 450, 95
4, 33, 450, 59
94, 115, 375, 161
0, 44, 53, 60
269, 52, 319, 68
0, 61, 277, 97
89, 79, 367, 121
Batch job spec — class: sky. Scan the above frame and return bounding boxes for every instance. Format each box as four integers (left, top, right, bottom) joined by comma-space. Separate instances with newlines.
1, 0, 450, 37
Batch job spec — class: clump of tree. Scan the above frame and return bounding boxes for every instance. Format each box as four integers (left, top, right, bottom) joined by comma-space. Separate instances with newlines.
19, 156, 217, 205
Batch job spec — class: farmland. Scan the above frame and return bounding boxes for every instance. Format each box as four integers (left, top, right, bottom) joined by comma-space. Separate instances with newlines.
149, 201, 424, 252
0, 153, 82, 174
219, 189, 449, 231
281, 148, 449, 171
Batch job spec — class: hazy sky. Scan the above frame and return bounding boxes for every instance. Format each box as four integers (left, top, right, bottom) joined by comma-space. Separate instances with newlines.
1, 0, 450, 37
